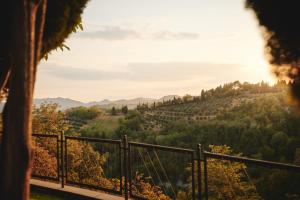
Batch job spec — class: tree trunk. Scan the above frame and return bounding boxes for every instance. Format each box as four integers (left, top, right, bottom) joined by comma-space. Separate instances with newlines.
0, 0, 46, 199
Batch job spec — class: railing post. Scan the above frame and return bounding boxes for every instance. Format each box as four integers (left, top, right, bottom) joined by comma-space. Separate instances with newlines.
56, 135, 60, 182
128, 140, 132, 197
203, 152, 208, 200
191, 152, 196, 200
123, 135, 129, 200
60, 131, 65, 188
119, 142, 123, 195
197, 144, 202, 200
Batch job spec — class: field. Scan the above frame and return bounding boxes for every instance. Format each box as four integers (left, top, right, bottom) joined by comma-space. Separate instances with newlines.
80, 115, 123, 138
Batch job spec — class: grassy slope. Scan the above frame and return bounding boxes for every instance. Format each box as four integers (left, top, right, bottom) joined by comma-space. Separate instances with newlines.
30, 192, 66, 200
80, 115, 123, 137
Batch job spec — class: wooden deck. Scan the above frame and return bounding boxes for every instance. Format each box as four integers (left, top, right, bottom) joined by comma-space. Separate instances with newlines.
30, 179, 126, 200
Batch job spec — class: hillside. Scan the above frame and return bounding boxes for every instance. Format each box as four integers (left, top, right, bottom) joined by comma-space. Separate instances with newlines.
34, 97, 85, 109
138, 81, 286, 130
0, 95, 180, 111
109, 81, 300, 164
58, 81, 288, 138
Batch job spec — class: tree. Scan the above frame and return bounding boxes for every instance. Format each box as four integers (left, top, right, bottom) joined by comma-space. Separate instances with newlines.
200, 90, 206, 101
32, 103, 70, 164
0, 1, 89, 199
121, 105, 129, 115
131, 172, 171, 200
32, 103, 69, 135
203, 145, 261, 200
32, 141, 58, 179
111, 106, 117, 115
175, 145, 261, 200
66, 106, 103, 122
245, 1, 300, 105
183, 94, 193, 103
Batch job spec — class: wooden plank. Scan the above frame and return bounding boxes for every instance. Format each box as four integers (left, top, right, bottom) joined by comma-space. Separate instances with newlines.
30, 179, 126, 200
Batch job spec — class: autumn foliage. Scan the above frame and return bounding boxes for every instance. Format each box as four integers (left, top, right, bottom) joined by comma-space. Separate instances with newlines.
31, 103, 170, 199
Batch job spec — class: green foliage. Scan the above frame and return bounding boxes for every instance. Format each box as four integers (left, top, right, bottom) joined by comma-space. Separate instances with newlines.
42, 0, 90, 58
137, 82, 288, 129
65, 106, 104, 134
111, 106, 117, 116
121, 105, 129, 115
116, 111, 144, 138
80, 115, 122, 138
183, 94, 193, 102
66, 106, 103, 122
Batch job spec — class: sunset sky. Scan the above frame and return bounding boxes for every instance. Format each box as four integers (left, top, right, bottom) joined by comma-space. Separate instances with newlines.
35, 0, 275, 102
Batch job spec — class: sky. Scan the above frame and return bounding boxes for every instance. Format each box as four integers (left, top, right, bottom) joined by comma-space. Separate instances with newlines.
35, 0, 276, 102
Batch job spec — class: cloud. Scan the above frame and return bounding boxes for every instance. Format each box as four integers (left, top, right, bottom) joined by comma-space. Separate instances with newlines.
78, 26, 140, 40
78, 25, 199, 41
40, 64, 127, 81
153, 31, 199, 40
40, 62, 247, 83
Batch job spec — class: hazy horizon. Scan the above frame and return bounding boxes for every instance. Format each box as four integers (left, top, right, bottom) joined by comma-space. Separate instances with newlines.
35, 0, 275, 102
35, 79, 275, 103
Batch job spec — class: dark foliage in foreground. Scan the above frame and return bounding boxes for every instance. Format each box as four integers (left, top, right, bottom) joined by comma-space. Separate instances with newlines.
245, 0, 300, 102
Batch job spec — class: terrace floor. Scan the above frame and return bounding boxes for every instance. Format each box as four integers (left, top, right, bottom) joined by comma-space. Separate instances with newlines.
30, 179, 126, 200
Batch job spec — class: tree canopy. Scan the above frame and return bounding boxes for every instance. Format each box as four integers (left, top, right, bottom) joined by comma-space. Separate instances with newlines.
42, 0, 89, 58
245, 0, 300, 103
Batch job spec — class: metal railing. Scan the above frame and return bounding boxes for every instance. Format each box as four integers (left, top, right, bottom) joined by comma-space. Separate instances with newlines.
64, 136, 123, 195
128, 140, 195, 200
30, 133, 300, 200
200, 148, 300, 200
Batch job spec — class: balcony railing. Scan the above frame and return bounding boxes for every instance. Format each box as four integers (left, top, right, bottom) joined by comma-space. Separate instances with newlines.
30, 133, 300, 200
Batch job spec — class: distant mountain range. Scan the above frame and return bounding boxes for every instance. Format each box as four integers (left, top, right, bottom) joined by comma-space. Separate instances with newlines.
32, 95, 181, 110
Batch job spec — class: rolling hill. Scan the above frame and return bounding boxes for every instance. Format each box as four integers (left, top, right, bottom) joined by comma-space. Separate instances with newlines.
0, 95, 181, 111
138, 81, 287, 130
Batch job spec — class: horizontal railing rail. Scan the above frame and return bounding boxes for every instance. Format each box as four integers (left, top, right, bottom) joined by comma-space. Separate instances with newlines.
203, 151, 300, 172
32, 133, 59, 138
129, 141, 194, 153
65, 135, 121, 144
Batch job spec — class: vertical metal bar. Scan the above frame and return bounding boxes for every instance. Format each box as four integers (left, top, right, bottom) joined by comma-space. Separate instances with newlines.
204, 153, 208, 200
191, 152, 196, 200
64, 136, 68, 183
197, 144, 202, 200
119, 142, 123, 194
60, 131, 64, 188
56, 136, 60, 181
128, 143, 132, 196
123, 135, 129, 200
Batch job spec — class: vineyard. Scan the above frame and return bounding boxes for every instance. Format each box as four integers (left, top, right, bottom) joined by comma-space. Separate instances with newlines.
139, 81, 285, 131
